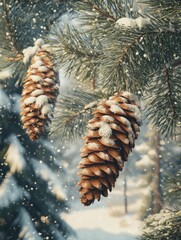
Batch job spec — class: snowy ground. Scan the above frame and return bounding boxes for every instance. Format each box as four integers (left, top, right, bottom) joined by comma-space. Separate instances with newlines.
62, 177, 144, 240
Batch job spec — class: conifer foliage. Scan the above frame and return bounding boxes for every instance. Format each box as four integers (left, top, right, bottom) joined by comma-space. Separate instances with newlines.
0, 0, 76, 239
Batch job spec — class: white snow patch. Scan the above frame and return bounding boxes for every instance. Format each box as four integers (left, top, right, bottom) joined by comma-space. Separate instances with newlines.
22, 45, 40, 64
110, 104, 125, 114
38, 66, 49, 72
18, 208, 42, 240
34, 38, 44, 47
96, 152, 110, 160
31, 60, 44, 68
33, 56, 41, 61
5, 135, 26, 173
24, 96, 36, 105
119, 117, 131, 127
62, 177, 143, 240
41, 104, 52, 115
42, 44, 52, 52
148, 149, 157, 157
136, 155, 155, 168
101, 137, 115, 146
128, 104, 141, 122
36, 95, 49, 107
44, 77, 54, 83
0, 173, 24, 207
99, 122, 112, 138
135, 143, 150, 153
30, 75, 43, 82
32, 160, 66, 201
116, 17, 137, 28
0, 68, 13, 80
97, 105, 107, 113
87, 142, 99, 150
116, 17, 150, 30
105, 100, 117, 106
0, 87, 10, 108
101, 115, 114, 122
31, 89, 44, 96
135, 17, 151, 30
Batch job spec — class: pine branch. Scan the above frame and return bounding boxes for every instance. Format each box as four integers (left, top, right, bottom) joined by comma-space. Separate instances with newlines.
48, 22, 102, 85
73, 0, 138, 22
18, 208, 42, 240
50, 90, 103, 142
0, 173, 24, 209
0, 2, 24, 79
165, 170, 181, 208
140, 209, 181, 240
84, 0, 117, 22
144, 64, 181, 141
143, 0, 181, 20
1, 0, 19, 54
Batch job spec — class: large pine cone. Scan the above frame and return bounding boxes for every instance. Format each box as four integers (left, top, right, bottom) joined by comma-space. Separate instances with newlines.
20, 49, 59, 141
78, 92, 141, 206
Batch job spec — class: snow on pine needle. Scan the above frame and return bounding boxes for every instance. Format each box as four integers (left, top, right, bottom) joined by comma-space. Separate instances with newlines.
5, 135, 26, 173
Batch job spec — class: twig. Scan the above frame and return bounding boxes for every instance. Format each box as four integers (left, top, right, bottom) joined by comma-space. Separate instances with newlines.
2, 0, 19, 53
86, 0, 116, 22
164, 66, 177, 120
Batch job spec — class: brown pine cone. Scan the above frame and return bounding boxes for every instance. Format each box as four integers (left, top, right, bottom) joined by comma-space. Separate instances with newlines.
78, 92, 141, 206
20, 49, 59, 141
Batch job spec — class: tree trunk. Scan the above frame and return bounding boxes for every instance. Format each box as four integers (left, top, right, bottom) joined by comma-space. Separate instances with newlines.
152, 132, 162, 214
123, 165, 128, 214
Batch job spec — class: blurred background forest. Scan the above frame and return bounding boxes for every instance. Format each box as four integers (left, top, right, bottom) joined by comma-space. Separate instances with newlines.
0, 0, 181, 240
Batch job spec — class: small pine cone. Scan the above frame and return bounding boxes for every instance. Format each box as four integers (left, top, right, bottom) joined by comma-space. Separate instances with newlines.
78, 92, 141, 206
20, 49, 59, 141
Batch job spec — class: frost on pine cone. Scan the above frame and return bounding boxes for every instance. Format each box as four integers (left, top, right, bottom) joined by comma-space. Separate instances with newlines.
20, 46, 59, 141
78, 92, 141, 206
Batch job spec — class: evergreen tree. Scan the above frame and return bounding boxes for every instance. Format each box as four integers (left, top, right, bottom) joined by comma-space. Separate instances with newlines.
135, 126, 181, 218
0, 1, 76, 239
0, 0, 180, 223
139, 167, 181, 240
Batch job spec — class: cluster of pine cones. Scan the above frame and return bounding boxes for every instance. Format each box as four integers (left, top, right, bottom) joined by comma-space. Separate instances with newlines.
20, 40, 141, 206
